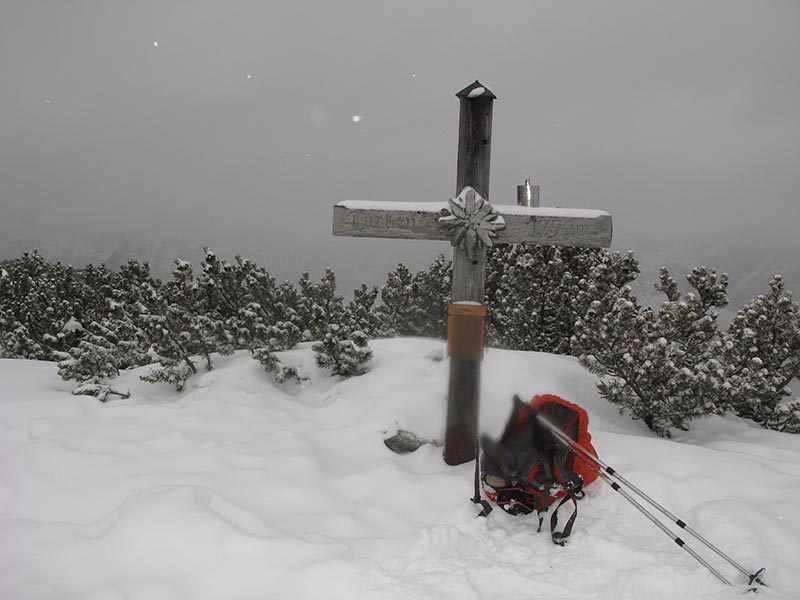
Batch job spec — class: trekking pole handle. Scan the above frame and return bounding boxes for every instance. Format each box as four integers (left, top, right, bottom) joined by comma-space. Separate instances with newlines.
536, 413, 765, 585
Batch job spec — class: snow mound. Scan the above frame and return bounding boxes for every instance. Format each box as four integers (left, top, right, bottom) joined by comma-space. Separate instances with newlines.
1, 339, 798, 599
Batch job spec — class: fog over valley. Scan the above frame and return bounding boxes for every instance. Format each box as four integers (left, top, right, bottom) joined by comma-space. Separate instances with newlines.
2, 1, 798, 310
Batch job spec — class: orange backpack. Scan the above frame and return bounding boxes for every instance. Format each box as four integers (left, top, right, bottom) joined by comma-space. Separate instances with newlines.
476, 394, 599, 544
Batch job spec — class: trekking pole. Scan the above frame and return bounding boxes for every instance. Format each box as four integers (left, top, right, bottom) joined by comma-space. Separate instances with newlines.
471, 438, 493, 517
537, 414, 767, 588
595, 469, 732, 585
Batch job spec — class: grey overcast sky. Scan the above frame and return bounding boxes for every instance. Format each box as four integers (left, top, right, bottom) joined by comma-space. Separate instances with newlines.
1, 1, 799, 295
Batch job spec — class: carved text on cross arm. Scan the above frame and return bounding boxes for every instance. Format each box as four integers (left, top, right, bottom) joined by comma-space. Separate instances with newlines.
530, 218, 590, 240
351, 213, 418, 231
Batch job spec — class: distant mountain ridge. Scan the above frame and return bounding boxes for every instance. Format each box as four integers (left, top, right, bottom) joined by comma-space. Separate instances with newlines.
1, 233, 207, 280
631, 236, 799, 324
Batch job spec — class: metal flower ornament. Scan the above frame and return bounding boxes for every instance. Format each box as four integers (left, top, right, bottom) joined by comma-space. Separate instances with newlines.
438, 186, 506, 259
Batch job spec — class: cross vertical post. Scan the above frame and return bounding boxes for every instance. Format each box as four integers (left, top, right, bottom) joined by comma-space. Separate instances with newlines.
444, 81, 496, 465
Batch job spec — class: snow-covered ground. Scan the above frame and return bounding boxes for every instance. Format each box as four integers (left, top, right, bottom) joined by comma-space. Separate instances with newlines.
1, 339, 798, 599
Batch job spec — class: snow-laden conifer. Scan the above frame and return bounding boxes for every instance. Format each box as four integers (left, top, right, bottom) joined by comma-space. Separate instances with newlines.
104, 261, 154, 370
251, 320, 304, 383
297, 269, 373, 377
139, 262, 201, 391
1, 321, 49, 360
297, 269, 345, 342
374, 263, 415, 337
722, 275, 800, 432
486, 246, 639, 354
0, 251, 82, 359
407, 254, 451, 338
57, 324, 130, 402
313, 324, 372, 377
373, 256, 451, 339
344, 286, 378, 334
572, 267, 727, 436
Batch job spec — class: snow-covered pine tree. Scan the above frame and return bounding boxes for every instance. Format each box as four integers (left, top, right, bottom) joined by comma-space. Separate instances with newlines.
117, 258, 159, 298
104, 260, 155, 370
57, 323, 130, 402
275, 279, 302, 326
0, 251, 83, 359
373, 263, 415, 337
234, 256, 303, 349
372, 257, 451, 339
346, 284, 380, 337
58, 259, 154, 400
408, 254, 451, 338
575, 249, 641, 308
164, 258, 231, 371
572, 266, 727, 436
312, 324, 372, 378
722, 275, 800, 433
486, 245, 639, 354
0, 321, 49, 360
44, 264, 87, 356
226, 256, 304, 381
234, 258, 276, 348
138, 262, 201, 391
91, 307, 148, 370
297, 269, 345, 342
196, 249, 242, 353
0, 304, 13, 358
172, 250, 235, 362
251, 320, 304, 383
291, 268, 373, 377
486, 245, 570, 352
76, 263, 116, 325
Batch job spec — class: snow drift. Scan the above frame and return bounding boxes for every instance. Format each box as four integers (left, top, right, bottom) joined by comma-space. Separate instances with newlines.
1, 339, 798, 599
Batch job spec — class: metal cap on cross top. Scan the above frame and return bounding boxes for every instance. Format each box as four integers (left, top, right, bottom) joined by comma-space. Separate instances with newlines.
331, 81, 613, 466
455, 80, 498, 100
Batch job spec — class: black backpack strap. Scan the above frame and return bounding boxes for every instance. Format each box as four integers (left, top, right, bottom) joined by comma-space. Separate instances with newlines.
549, 445, 584, 545
550, 492, 579, 546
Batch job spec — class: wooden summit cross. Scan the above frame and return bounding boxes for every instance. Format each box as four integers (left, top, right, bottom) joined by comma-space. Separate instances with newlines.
332, 81, 613, 465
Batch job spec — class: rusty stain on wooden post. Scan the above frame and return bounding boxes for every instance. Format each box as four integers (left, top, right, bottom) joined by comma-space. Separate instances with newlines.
447, 303, 487, 361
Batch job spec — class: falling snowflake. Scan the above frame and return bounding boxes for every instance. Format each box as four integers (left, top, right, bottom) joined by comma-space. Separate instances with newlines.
153, 41, 159, 47
352, 115, 362, 123
438, 187, 505, 259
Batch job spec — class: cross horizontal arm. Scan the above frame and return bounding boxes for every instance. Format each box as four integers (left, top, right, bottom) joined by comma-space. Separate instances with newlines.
333, 201, 613, 248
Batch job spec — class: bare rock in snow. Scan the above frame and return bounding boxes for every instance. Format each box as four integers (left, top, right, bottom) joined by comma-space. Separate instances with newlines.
384, 429, 441, 454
